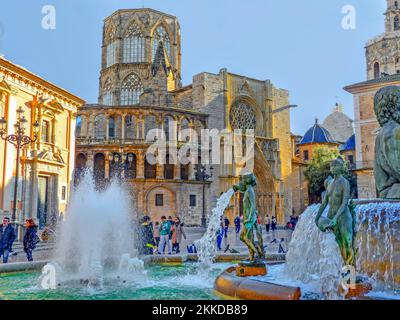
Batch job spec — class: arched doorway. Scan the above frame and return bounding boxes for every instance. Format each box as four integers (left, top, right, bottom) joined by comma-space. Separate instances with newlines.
74, 153, 87, 185
93, 153, 105, 187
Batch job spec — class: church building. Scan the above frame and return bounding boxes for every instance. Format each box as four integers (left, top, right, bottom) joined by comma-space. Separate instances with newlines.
75, 8, 300, 225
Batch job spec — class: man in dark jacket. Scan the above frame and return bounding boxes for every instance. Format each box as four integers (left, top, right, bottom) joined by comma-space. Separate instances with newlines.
0, 217, 16, 263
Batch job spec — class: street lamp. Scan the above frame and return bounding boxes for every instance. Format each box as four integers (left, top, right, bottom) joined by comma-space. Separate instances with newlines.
0, 106, 40, 232
195, 165, 214, 228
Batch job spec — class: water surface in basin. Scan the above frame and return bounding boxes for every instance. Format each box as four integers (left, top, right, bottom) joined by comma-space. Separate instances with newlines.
0, 263, 230, 300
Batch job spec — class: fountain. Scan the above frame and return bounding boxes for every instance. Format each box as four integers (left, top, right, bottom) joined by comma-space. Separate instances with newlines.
39, 171, 145, 289
214, 86, 400, 300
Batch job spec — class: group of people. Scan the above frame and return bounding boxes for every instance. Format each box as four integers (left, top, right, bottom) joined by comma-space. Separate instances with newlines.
139, 215, 187, 255
285, 215, 299, 231
0, 217, 40, 263
216, 216, 231, 250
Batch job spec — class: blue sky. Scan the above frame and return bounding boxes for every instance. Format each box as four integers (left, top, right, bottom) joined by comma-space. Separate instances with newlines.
0, 0, 386, 135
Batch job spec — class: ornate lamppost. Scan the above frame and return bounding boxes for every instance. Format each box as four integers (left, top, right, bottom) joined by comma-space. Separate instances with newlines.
0, 106, 40, 230
195, 165, 214, 228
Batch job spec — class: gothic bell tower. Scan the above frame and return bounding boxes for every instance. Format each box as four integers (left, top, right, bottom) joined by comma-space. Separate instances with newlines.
385, 0, 400, 32
98, 9, 182, 106
365, 0, 400, 80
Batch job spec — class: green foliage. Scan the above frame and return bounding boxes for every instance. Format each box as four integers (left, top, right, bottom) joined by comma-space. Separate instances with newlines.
304, 147, 352, 202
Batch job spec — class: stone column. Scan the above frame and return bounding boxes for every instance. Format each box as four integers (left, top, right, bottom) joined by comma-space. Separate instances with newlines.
137, 150, 145, 179
156, 163, 164, 179
121, 114, 126, 141
189, 164, 197, 180
106, 116, 109, 141
105, 152, 110, 179
174, 164, 181, 180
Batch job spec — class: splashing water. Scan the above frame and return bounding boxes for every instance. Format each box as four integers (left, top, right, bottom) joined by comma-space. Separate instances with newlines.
196, 189, 235, 270
285, 205, 343, 300
355, 201, 400, 294
41, 171, 144, 288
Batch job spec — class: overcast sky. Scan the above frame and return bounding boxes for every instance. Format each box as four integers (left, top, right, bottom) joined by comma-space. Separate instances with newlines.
0, 0, 386, 135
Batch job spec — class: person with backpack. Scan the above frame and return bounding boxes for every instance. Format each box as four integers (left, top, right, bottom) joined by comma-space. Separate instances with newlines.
23, 218, 40, 262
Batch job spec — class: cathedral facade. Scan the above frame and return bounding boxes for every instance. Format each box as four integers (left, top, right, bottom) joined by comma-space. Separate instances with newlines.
75, 8, 298, 225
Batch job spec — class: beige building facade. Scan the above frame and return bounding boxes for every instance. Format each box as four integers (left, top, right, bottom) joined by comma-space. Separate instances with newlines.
0, 57, 84, 228
76, 8, 299, 226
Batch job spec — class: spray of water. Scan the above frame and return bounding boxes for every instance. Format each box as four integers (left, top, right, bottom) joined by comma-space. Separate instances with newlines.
42, 170, 144, 287
284, 205, 343, 300
356, 201, 400, 294
196, 189, 235, 270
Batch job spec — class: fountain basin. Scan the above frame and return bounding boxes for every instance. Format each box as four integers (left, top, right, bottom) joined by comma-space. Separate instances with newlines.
354, 199, 400, 289
214, 266, 301, 300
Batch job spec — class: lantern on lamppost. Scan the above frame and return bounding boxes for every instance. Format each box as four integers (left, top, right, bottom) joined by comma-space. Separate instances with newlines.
0, 106, 40, 232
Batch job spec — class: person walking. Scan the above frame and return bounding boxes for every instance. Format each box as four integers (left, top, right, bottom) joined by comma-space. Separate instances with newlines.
158, 216, 172, 255
234, 215, 241, 240
271, 216, 277, 240
223, 216, 230, 238
265, 215, 271, 234
171, 217, 186, 254
0, 217, 16, 263
216, 222, 224, 251
23, 218, 40, 262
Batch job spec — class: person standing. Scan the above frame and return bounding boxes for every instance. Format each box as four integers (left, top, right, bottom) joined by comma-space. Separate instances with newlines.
23, 218, 40, 262
139, 216, 155, 255
271, 216, 277, 239
0, 217, 16, 263
171, 217, 186, 254
168, 215, 174, 250
265, 215, 271, 234
234, 215, 241, 239
158, 216, 172, 255
153, 221, 160, 248
223, 216, 230, 238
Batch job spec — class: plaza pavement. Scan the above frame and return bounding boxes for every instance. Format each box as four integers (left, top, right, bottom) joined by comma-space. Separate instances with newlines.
3, 227, 293, 263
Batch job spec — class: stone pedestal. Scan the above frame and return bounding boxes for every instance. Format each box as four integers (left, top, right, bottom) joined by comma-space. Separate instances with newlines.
236, 261, 267, 277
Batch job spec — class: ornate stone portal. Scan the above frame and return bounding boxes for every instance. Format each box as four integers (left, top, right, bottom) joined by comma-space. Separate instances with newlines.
374, 86, 400, 199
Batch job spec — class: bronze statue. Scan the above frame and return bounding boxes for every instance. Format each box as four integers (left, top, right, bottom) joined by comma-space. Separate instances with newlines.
315, 158, 357, 267
374, 86, 400, 199
233, 173, 265, 261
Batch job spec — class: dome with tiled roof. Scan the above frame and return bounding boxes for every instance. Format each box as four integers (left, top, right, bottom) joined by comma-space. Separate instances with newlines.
340, 134, 356, 152
298, 119, 337, 145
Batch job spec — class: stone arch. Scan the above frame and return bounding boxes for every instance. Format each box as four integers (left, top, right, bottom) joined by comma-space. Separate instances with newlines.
374, 61, 380, 79
251, 146, 276, 224
151, 21, 173, 61
144, 185, 176, 221
93, 153, 106, 183
229, 95, 264, 135
74, 153, 87, 185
